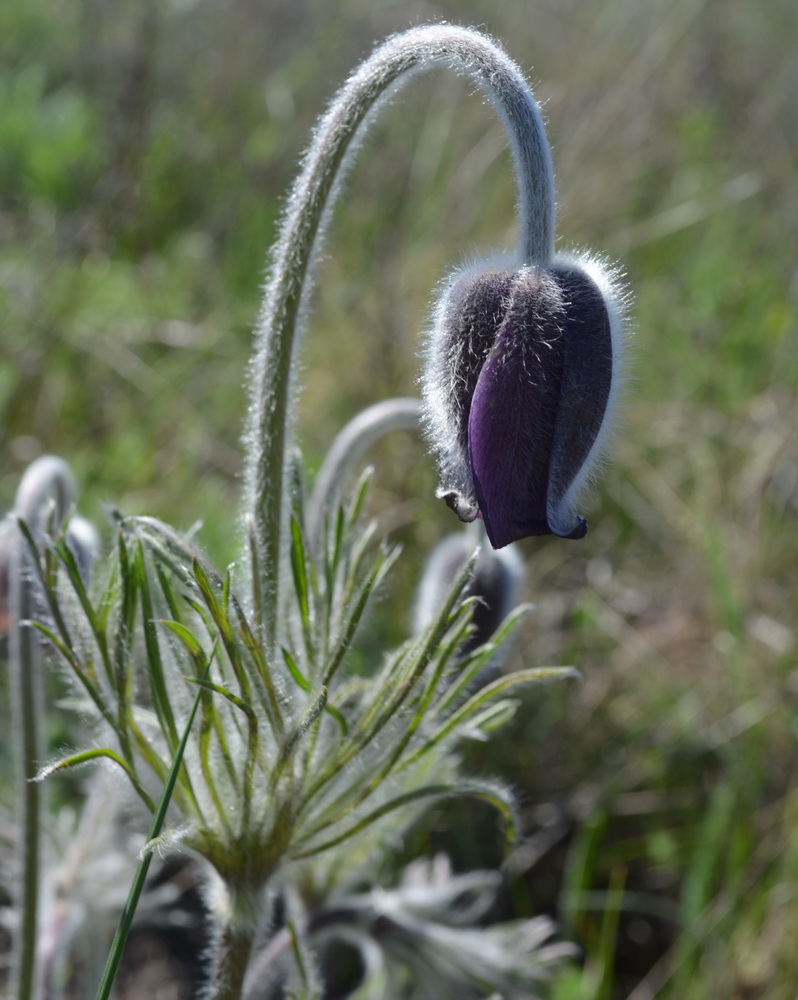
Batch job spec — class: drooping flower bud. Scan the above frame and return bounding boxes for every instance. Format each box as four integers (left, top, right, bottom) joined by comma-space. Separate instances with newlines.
413, 527, 523, 652
423, 254, 627, 548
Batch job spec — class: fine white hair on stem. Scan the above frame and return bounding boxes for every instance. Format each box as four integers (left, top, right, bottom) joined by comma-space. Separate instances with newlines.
13, 455, 75, 527
8, 455, 76, 1000
306, 397, 420, 552
241, 24, 555, 652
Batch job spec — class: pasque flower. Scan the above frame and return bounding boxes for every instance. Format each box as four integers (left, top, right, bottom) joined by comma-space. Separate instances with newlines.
7, 25, 626, 1000
424, 253, 627, 548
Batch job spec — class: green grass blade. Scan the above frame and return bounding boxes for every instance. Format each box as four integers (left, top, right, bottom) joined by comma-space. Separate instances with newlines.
185, 675, 257, 722
93, 663, 209, 1000
345, 466, 373, 531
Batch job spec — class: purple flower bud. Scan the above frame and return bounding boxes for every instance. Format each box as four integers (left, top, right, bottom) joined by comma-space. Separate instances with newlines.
413, 529, 524, 653
423, 255, 627, 548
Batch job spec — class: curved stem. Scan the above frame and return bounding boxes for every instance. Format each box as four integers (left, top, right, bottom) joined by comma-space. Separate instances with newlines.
306, 396, 420, 551
13, 457, 75, 529
241, 24, 555, 654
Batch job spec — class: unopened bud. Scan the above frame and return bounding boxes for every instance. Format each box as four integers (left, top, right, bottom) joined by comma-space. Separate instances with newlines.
423, 254, 628, 548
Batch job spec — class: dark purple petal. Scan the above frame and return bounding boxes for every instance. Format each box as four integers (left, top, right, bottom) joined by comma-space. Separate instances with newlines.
545, 266, 614, 536
467, 269, 569, 548
430, 254, 621, 547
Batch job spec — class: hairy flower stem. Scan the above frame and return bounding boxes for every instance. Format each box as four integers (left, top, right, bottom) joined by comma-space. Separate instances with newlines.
203, 883, 266, 1000
206, 925, 255, 1000
242, 24, 555, 656
8, 457, 74, 1000
10, 544, 43, 1000
306, 396, 420, 551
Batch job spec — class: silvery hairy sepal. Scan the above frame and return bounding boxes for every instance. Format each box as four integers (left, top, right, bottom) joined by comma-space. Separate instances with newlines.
423, 253, 627, 549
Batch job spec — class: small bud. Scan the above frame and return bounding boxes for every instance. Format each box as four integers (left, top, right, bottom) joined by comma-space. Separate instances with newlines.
423, 254, 627, 548
413, 529, 523, 660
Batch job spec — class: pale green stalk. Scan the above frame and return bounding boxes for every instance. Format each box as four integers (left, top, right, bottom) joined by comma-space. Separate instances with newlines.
241, 24, 556, 657
203, 882, 270, 1000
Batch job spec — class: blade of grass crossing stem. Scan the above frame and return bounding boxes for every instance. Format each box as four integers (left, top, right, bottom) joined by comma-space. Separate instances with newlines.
343, 520, 378, 594
154, 561, 184, 624
269, 687, 327, 793
94, 663, 209, 1000
283, 645, 311, 691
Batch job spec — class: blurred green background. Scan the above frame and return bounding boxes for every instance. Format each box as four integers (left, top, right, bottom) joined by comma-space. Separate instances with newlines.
1, 0, 797, 996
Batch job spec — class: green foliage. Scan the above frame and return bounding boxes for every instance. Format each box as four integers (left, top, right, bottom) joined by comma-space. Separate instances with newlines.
22, 470, 549, 893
